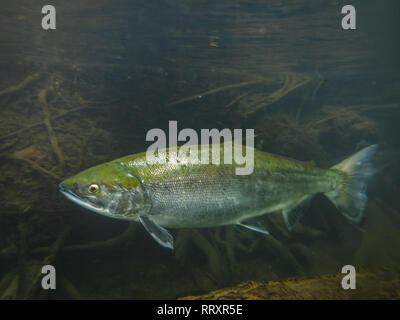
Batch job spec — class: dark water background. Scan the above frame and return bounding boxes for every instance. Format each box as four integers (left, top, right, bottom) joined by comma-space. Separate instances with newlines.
0, 0, 399, 299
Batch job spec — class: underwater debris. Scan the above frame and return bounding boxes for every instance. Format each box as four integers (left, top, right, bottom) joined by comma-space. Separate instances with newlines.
224, 92, 251, 110
9, 146, 61, 181
0, 72, 41, 98
165, 72, 312, 119
0, 222, 139, 299
175, 229, 227, 288
58, 273, 81, 300
309, 104, 400, 132
0, 138, 17, 155
165, 77, 267, 108
308, 105, 380, 131
214, 227, 259, 273
10, 145, 44, 161
255, 113, 327, 162
15, 158, 61, 181
39, 86, 65, 173
174, 222, 309, 290
309, 72, 324, 105
0, 66, 121, 214
0, 105, 91, 142
0, 270, 18, 299
236, 72, 311, 118
0, 224, 70, 299
175, 227, 266, 289
0, 222, 138, 261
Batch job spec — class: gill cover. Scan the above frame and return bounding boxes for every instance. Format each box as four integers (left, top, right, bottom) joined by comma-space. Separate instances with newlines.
111, 162, 151, 214
114, 162, 175, 249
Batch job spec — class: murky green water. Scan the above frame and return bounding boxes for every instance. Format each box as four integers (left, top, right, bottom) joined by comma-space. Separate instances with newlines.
0, 0, 399, 299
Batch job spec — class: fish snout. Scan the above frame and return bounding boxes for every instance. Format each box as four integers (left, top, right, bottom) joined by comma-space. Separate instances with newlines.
59, 181, 79, 195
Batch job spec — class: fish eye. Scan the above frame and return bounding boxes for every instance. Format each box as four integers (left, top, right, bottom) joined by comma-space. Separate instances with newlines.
88, 184, 99, 194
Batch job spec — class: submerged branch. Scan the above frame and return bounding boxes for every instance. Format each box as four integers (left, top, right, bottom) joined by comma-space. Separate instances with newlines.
224, 91, 251, 110
0, 222, 138, 260
39, 87, 65, 173
245, 73, 311, 116
308, 104, 400, 129
0, 105, 91, 142
13, 158, 62, 181
166, 78, 267, 107
0, 72, 41, 98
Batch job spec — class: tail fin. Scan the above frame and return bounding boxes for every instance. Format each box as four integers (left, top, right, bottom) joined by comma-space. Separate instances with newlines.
325, 145, 379, 224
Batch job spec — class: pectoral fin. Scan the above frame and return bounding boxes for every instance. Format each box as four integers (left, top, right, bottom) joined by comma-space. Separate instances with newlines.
237, 220, 270, 236
139, 216, 174, 250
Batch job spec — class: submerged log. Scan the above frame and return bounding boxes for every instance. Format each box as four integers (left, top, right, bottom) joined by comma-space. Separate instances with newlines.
180, 270, 400, 300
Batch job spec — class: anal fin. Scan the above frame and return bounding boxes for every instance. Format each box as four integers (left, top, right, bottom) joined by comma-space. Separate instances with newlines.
139, 216, 174, 250
282, 196, 313, 231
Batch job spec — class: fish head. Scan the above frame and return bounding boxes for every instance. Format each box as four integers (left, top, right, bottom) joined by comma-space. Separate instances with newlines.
59, 161, 149, 220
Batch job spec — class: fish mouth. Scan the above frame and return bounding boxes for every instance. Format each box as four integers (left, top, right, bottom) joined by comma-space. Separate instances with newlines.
59, 182, 105, 214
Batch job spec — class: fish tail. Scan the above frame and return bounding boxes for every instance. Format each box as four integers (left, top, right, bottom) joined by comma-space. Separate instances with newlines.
325, 144, 379, 224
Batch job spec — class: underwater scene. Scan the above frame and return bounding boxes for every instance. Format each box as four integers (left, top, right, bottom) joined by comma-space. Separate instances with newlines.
0, 0, 399, 300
